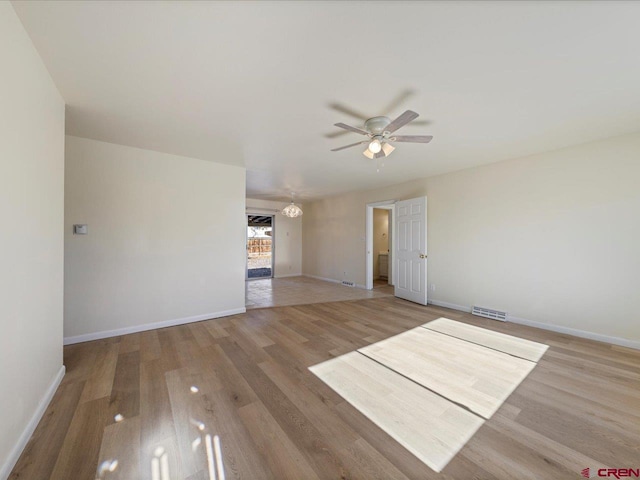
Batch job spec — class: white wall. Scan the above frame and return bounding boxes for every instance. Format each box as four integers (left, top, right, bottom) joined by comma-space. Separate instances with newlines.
373, 209, 390, 279
64, 136, 246, 342
303, 132, 640, 347
246, 199, 303, 277
0, 3, 65, 477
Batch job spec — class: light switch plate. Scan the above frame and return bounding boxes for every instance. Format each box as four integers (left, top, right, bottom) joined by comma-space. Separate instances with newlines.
73, 224, 88, 235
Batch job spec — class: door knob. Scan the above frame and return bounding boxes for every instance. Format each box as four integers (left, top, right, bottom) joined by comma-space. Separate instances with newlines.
419, 254, 427, 259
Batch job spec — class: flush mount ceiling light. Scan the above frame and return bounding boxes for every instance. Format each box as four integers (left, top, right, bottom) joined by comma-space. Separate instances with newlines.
330, 110, 433, 161
281, 193, 303, 218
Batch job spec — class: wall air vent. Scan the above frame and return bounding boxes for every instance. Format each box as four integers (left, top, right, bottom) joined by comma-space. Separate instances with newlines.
472, 306, 507, 322
341, 280, 355, 287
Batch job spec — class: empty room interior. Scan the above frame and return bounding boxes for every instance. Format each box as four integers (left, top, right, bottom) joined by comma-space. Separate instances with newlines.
2, 1, 640, 479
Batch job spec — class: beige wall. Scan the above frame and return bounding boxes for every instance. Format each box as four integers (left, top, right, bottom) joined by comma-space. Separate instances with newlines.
303, 181, 429, 285
373, 209, 390, 279
0, 3, 65, 477
246, 199, 303, 277
303, 132, 640, 346
64, 136, 246, 342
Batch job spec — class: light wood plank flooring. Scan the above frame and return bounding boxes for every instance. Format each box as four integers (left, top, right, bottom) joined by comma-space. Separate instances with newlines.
10, 297, 640, 479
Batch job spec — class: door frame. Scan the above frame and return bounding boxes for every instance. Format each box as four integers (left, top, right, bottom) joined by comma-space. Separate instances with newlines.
365, 200, 396, 290
245, 213, 276, 280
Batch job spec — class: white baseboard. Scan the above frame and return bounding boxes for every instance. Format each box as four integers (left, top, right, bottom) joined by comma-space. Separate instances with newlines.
275, 273, 303, 278
303, 274, 367, 290
303, 273, 341, 284
507, 315, 640, 350
428, 299, 472, 313
428, 299, 639, 350
1, 365, 65, 480
63, 307, 246, 345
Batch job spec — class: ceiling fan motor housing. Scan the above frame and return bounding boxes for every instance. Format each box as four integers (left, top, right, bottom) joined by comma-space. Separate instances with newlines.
364, 116, 391, 135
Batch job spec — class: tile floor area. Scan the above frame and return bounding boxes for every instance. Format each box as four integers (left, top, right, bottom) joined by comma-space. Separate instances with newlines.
245, 275, 394, 309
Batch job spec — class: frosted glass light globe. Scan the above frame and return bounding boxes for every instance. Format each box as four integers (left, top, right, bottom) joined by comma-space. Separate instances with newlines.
368, 139, 382, 154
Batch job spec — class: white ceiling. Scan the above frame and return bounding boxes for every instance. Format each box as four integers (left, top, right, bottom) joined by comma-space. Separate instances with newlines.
13, 1, 640, 201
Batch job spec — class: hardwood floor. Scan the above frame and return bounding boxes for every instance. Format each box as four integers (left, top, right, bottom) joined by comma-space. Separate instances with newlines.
10, 297, 640, 479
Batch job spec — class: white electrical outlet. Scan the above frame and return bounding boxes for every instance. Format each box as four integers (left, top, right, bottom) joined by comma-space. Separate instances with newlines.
429, 284, 436, 292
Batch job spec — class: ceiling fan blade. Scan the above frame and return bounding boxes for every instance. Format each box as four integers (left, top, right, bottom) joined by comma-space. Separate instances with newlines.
324, 129, 351, 139
409, 120, 431, 126
329, 103, 370, 121
381, 89, 415, 115
331, 140, 368, 152
390, 135, 433, 143
334, 122, 369, 136
385, 110, 419, 133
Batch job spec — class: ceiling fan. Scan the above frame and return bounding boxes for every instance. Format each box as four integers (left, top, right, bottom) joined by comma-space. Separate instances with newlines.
325, 89, 430, 139
330, 110, 433, 159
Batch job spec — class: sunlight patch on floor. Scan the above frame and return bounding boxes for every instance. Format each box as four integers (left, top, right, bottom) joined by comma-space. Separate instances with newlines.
309, 317, 548, 472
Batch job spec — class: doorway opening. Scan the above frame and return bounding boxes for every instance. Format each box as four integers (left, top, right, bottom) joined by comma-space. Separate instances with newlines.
247, 214, 274, 279
365, 200, 395, 290
373, 208, 391, 288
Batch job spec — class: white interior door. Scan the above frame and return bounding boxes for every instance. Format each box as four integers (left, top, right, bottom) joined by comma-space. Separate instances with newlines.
394, 196, 428, 305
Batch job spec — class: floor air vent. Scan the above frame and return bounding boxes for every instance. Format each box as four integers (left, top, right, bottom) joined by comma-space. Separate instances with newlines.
341, 280, 355, 287
472, 306, 507, 322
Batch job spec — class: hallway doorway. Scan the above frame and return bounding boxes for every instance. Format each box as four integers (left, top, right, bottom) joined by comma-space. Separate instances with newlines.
373, 207, 391, 286
365, 200, 395, 290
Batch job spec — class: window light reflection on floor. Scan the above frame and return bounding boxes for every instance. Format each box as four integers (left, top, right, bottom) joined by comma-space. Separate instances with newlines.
96, 459, 118, 478
192, 436, 202, 451
190, 418, 226, 480
205, 434, 226, 480
151, 446, 170, 480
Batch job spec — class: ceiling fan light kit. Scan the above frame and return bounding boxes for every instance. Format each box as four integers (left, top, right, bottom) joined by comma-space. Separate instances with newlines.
382, 142, 395, 156
330, 110, 433, 165
362, 148, 375, 160
368, 138, 382, 154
